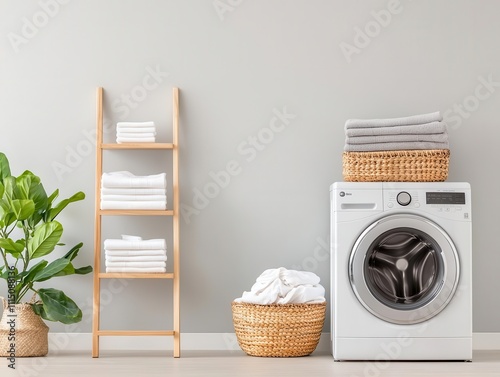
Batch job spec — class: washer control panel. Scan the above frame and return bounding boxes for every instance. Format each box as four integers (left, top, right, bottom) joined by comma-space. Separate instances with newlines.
425, 192, 466, 205
382, 184, 471, 221
386, 190, 420, 209
396, 191, 411, 206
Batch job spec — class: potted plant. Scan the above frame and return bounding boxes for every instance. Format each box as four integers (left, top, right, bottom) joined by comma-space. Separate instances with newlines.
0, 152, 92, 357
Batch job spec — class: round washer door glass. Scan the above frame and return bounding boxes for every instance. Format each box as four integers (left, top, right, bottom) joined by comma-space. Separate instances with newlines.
349, 214, 460, 324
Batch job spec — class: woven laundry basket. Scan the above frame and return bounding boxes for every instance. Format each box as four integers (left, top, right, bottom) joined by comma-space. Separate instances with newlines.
342, 149, 450, 182
0, 297, 49, 357
231, 301, 326, 357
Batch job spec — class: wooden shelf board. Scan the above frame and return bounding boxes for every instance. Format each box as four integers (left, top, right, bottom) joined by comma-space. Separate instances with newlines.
101, 143, 174, 150
99, 273, 174, 279
97, 330, 175, 337
99, 209, 173, 216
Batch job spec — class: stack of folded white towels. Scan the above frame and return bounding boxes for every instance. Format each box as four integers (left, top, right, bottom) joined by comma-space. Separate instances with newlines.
100, 171, 167, 210
104, 236, 167, 273
234, 267, 325, 305
344, 111, 449, 152
116, 121, 156, 143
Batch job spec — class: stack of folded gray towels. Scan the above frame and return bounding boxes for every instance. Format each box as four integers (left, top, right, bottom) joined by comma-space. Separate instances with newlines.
344, 111, 449, 152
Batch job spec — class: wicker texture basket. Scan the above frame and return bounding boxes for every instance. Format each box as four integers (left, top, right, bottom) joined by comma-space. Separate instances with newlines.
0, 297, 49, 357
231, 301, 326, 357
342, 149, 450, 182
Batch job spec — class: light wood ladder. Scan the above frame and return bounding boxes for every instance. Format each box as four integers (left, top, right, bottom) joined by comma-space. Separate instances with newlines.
92, 87, 180, 358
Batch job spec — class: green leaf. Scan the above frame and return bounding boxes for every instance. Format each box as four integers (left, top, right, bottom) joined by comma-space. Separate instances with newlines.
53, 243, 93, 277
15, 171, 48, 227
2, 176, 15, 202
0, 153, 11, 182
29, 179, 48, 213
74, 265, 93, 275
54, 263, 92, 278
0, 237, 24, 253
1, 267, 17, 282
0, 269, 9, 280
38, 288, 82, 324
31, 302, 58, 322
11, 199, 35, 221
47, 191, 85, 221
62, 242, 83, 261
0, 237, 25, 258
28, 221, 63, 259
46, 189, 59, 208
14, 171, 37, 199
31, 303, 44, 316
33, 258, 71, 282
22, 260, 49, 285
2, 212, 16, 227
53, 263, 75, 277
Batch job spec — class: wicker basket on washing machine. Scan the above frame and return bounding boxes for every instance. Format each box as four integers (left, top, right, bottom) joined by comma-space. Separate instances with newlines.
342, 149, 450, 182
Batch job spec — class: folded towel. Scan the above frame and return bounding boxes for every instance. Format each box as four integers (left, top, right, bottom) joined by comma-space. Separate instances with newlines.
116, 127, 156, 133
234, 267, 326, 305
105, 255, 167, 262
345, 111, 442, 129
106, 267, 166, 273
104, 249, 167, 256
116, 121, 155, 129
344, 141, 450, 152
100, 200, 166, 210
101, 194, 167, 202
101, 187, 167, 195
101, 171, 167, 189
346, 133, 448, 145
104, 238, 167, 250
117, 137, 156, 143
120, 235, 143, 241
116, 132, 156, 138
345, 121, 447, 137
105, 261, 166, 268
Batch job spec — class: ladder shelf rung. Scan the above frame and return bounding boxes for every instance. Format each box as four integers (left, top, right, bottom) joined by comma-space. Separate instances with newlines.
99, 209, 174, 216
101, 143, 174, 150
97, 330, 175, 337
99, 272, 174, 279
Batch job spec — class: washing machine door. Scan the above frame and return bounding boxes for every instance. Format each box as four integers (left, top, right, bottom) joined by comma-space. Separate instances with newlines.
349, 213, 460, 325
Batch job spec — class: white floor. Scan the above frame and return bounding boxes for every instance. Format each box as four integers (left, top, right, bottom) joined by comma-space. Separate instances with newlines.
1, 350, 499, 377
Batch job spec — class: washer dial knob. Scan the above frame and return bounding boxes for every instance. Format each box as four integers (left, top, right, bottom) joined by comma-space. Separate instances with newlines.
397, 191, 412, 206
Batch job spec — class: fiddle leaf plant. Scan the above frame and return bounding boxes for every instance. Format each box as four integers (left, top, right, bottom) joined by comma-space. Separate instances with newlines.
0, 152, 92, 324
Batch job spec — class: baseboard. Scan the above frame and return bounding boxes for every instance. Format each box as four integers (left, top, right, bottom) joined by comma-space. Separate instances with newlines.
472, 333, 500, 350
46, 332, 500, 353
46, 332, 331, 353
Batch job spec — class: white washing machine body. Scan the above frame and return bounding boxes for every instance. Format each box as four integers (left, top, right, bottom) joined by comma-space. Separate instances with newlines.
331, 182, 472, 361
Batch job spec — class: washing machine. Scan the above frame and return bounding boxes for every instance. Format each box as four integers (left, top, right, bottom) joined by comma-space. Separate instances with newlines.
331, 182, 472, 361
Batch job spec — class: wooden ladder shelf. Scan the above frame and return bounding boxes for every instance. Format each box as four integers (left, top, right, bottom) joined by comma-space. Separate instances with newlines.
92, 87, 180, 358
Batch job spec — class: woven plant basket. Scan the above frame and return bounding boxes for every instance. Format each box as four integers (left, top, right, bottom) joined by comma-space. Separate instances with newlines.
231, 301, 326, 357
342, 149, 450, 182
0, 297, 49, 357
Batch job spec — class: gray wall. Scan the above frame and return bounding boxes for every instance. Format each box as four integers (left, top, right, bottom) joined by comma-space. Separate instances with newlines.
0, 0, 499, 334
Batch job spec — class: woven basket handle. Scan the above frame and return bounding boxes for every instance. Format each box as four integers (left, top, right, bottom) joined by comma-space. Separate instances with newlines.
29, 293, 38, 304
